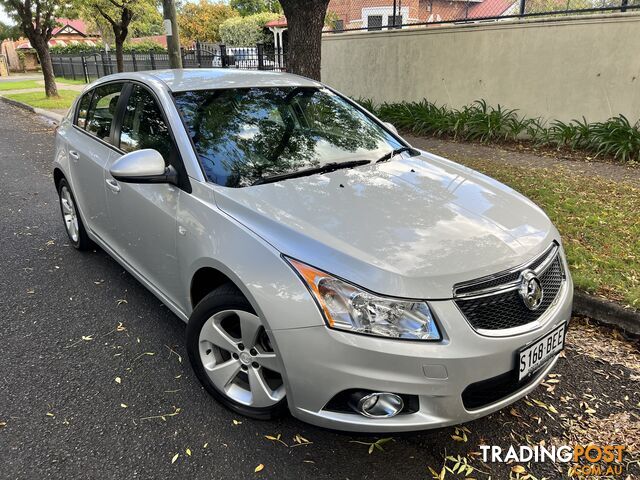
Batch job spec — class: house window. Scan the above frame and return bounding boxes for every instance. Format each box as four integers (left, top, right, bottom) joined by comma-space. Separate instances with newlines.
367, 15, 383, 31
387, 15, 403, 29
334, 19, 344, 31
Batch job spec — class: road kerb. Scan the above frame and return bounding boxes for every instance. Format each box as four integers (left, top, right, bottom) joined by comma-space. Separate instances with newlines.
0, 95, 64, 123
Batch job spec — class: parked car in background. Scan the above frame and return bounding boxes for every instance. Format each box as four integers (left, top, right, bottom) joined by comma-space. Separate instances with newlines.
53, 69, 573, 431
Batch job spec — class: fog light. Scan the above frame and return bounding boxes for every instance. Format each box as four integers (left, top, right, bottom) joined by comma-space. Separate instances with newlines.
350, 392, 404, 418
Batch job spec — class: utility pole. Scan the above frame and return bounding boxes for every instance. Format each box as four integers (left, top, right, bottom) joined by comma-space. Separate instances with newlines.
163, 0, 182, 69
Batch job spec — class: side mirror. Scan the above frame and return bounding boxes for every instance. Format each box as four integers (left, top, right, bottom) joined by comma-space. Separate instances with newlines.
383, 122, 398, 135
110, 149, 178, 185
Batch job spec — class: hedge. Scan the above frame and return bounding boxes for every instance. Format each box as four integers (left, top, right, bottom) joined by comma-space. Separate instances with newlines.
50, 40, 166, 55
219, 12, 280, 47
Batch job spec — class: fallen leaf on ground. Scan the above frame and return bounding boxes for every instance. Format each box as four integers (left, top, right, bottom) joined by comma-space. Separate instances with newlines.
139, 406, 181, 422
164, 345, 182, 363
171, 453, 179, 464
114, 377, 121, 384
255, 464, 264, 473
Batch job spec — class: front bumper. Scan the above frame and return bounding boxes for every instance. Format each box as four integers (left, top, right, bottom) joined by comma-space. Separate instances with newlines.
272, 271, 573, 432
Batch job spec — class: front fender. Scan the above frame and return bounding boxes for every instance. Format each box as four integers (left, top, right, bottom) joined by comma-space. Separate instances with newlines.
177, 181, 325, 332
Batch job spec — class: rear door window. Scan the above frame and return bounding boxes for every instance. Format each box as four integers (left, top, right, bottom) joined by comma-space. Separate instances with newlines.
85, 83, 124, 142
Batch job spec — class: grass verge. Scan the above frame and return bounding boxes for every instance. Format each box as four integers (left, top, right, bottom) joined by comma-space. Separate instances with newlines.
3, 89, 78, 110
0, 78, 85, 92
456, 157, 639, 309
0, 80, 42, 91
54, 78, 88, 85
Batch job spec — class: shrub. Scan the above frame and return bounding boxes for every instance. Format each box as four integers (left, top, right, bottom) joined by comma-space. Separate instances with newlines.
50, 40, 166, 55
122, 41, 166, 53
219, 12, 280, 46
50, 42, 106, 54
356, 98, 640, 164
589, 115, 640, 163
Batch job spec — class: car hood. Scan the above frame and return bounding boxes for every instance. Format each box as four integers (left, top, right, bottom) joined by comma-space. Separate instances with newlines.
213, 151, 558, 299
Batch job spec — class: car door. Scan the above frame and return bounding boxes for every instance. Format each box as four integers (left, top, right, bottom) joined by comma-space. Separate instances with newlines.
104, 83, 185, 305
66, 82, 124, 241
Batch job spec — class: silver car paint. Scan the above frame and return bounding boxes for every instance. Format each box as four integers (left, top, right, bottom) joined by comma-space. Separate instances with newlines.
110, 149, 166, 177
59, 125, 113, 241
213, 152, 557, 300
55, 69, 573, 431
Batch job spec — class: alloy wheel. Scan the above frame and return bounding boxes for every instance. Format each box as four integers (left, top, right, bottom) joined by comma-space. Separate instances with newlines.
198, 309, 285, 408
60, 185, 79, 243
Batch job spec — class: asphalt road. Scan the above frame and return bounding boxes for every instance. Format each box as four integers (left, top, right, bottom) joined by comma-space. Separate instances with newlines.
1, 101, 638, 480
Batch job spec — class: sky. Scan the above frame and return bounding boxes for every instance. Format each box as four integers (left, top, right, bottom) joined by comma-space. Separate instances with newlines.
0, 5, 11, 24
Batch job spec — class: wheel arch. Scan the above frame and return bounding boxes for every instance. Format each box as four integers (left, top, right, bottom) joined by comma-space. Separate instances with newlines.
190, 266, 240, 310
53, 167, 66, 190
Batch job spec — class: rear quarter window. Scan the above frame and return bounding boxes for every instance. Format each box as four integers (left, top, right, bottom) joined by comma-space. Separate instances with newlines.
75, 91, 93, 129
85, 83, 124, 142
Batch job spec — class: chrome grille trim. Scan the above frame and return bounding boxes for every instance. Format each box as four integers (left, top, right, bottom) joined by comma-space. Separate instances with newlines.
453, 243, 559, 299
453, 243, 567, 336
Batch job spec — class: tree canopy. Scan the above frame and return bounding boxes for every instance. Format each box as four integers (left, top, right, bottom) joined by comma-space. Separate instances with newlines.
178, 0, 238, 44
73, 0, 161, 72
230, 0, 281, 16
0, 20, 21, 41
0, 0, 72, 96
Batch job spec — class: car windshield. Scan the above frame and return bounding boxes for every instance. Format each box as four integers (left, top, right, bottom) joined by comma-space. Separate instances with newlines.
173, 87, 403, 187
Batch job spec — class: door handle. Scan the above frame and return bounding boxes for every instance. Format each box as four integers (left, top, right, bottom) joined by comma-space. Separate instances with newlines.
69, 150, 79, 161
105, 178, 121, 193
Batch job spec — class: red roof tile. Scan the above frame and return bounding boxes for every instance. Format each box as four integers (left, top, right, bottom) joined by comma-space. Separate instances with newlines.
52, 18, 89, 36
265, 17, 288, 28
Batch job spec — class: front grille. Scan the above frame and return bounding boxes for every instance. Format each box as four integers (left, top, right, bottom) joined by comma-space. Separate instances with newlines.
454, 252, 549, 296
454, 247, 565, 332
462, 364, 547, 410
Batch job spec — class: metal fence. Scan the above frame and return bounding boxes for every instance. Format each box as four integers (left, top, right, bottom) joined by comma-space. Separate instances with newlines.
51, 42, 287, 83
324, 0, 640, 32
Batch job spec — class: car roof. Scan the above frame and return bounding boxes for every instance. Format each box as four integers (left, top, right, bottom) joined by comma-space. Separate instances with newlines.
89, 69, 323, 93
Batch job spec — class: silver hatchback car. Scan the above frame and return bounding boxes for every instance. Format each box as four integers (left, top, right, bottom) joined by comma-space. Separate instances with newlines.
54, 69, 573, 432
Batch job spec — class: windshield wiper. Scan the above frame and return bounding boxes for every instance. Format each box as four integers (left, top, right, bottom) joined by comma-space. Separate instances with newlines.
376, 146, 420, 163
252, 160, 371, 186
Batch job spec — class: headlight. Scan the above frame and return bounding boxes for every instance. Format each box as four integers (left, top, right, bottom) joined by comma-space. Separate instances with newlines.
286, 257, 441, 341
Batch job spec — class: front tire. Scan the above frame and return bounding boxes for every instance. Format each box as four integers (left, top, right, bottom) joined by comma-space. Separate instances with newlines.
186, 284, 287, 420
57, 178, 91, 250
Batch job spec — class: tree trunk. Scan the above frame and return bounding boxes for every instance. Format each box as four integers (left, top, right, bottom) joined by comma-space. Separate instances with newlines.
279, 0, 330, 81
115, 36, 125, 73
32, 37, 58, 98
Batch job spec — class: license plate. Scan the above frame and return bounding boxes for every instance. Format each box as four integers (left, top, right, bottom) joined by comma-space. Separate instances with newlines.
518, 323, 565, 381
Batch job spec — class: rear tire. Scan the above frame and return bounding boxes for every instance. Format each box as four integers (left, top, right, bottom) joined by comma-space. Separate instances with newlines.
186, 284, 287, 420
57, 178, 91, 251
